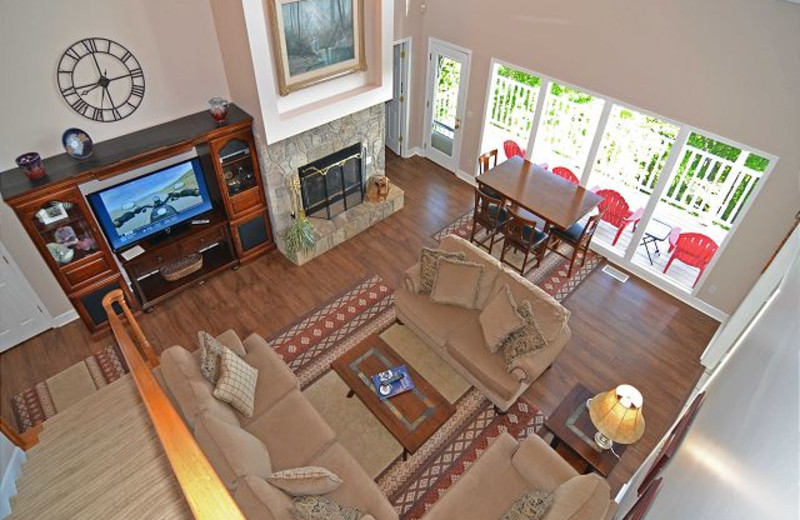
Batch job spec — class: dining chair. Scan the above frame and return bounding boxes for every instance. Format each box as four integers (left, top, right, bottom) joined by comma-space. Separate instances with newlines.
503, 140, 525, 160
470, 185, 509, 254
663, 233, 718, 288
478, 149, 499, 174
546, 212, 602, 277
551, 167, 580, 185
595, 189, 644, 246
500, 207, 550, 276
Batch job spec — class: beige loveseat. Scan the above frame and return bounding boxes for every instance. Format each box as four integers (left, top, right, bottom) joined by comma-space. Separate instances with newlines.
423, 433, 617, 520
396, 234, 572, 412
156, 330, 398, 520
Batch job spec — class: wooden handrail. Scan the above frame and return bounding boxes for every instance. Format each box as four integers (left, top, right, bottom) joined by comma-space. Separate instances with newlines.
102, 290, 245, 520
0, 418, 40, 451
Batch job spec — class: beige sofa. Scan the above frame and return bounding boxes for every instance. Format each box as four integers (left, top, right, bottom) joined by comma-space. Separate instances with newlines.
156, 330, 398, 520
423, 433, 617, 520
396, 234, 572, 412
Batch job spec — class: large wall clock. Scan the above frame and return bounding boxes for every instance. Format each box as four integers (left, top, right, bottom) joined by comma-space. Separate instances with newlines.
57, 37, 145, 122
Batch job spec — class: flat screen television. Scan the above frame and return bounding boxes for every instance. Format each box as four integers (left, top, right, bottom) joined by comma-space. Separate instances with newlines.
88, 157, 213, 251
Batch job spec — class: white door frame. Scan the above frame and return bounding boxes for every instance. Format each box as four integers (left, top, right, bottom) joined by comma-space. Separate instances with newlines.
390, 37, 413, 158
423, 37, 472, 172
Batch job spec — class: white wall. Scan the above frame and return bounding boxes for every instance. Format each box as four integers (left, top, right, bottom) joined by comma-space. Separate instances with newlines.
642, 250, 800, 519
0, 0, 230, 318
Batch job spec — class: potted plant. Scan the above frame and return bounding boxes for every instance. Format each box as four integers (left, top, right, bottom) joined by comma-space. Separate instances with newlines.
282, 176, 316, 257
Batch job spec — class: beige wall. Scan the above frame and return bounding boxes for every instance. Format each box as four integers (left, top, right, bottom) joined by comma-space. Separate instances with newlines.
0, 0, 230, 318
395, 0, 800, 314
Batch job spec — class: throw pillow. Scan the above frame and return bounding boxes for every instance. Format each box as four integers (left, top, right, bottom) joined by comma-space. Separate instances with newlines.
500, 490, 553, 520
430, 258, 484, 308
268, 466, 342, 496
213, 346, 259, 417
194, 413, 271, 488
198, 330, 225, 384
502, 301, 549, 373
479, 285, 525, 354
290, 495, 362, 520
419, 248, 466, 294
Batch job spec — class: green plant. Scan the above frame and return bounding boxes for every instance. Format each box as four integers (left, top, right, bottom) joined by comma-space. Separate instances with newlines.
282, 215, 316, 256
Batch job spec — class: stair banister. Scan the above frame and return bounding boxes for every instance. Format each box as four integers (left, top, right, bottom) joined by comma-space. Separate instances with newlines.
102, 289, 245, 520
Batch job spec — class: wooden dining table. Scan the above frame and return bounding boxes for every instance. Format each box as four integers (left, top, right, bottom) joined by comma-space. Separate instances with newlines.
476, 157, 604, 231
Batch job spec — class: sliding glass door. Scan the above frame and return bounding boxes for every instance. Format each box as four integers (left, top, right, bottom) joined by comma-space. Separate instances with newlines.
529, 83, 605, 177
583, 105, 680, 255
477, 59, 779, 298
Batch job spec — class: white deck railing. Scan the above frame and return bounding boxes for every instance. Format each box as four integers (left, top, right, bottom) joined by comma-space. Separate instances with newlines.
487, 75, 539, 140
484, 76, 765, 230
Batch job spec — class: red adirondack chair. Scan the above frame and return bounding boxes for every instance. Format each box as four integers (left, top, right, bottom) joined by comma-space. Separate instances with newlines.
663, 233, 718, 288
551, 166, 579, 185
503, 140, 524, 160
595, 189, 644, 246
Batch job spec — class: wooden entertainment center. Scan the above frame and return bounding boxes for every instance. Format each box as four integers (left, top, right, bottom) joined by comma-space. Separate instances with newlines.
0, 105, 275, 335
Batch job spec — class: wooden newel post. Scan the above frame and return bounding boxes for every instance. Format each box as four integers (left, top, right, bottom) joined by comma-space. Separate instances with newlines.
102, 289, 159, 368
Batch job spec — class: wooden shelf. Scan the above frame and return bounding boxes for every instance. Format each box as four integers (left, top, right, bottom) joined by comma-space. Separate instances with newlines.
136, 243, 237, 308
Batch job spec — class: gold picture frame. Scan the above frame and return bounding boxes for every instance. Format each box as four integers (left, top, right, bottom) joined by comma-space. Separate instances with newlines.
268, 0, 367, 96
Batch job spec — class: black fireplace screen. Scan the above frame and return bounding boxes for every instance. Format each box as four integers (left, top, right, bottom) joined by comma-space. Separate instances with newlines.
298, 143, 364, 220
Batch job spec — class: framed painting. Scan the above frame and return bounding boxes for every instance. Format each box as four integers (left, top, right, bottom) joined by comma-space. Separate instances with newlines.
268, 0, 367, 95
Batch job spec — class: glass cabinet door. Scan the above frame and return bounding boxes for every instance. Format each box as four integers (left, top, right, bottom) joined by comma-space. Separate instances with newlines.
218, 138, 257, 196
33, 199, 100, 267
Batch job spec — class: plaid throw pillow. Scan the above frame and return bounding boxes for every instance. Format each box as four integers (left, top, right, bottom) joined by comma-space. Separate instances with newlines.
291, 496, 361, 520
419, 248, 466, 294
502, 301, 549, 373
198, 331, 224, 384
213, 346, 259, 417
501, 490, 553, 520
268, 466, 342, 496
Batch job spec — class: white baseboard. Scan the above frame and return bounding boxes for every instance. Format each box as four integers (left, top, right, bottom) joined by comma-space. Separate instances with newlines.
0, 447, 25, 519
455, 169, 477, 186
52, 309, 79, 328
404, 146, 424, 158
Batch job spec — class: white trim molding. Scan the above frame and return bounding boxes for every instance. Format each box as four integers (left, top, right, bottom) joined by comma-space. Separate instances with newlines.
52, 309, 79, 328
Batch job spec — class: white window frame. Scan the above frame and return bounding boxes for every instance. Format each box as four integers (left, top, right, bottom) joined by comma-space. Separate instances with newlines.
476, 58, 780, 318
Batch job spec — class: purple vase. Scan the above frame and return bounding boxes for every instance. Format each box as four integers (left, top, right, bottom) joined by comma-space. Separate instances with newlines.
16, 152, 46, 180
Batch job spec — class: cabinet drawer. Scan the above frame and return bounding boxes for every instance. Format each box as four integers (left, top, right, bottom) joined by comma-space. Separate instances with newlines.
63, 256, 113, 288
230, 188, 262, 216
179, 225, 226, 255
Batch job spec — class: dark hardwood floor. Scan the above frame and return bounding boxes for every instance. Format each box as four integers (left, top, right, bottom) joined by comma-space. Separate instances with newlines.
0, 151, 719, 493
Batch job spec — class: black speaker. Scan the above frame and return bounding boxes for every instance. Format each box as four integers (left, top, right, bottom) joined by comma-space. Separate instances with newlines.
80, 281, 123, 326
237, 215, 269, 252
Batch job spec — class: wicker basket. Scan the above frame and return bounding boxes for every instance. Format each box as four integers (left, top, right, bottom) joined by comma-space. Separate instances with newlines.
160, 253, 203, 282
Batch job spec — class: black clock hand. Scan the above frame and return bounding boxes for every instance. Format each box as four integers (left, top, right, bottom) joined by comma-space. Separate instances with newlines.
103, 86, 119, 116
90, 51, 103, 76
100, 87, 106, 110
80, 83, 102, 96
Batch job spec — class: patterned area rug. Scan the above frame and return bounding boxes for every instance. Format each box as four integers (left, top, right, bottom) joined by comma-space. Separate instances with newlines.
266, 252, 601, 518
12, 345, 128, 433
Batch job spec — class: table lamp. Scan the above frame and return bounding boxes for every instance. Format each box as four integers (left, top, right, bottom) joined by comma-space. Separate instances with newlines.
587, 384, 645, 450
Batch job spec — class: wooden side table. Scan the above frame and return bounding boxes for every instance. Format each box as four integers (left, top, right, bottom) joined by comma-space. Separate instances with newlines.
542, 383, 627, 477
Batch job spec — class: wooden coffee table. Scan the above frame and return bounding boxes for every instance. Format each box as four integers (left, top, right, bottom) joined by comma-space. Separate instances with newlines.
542, 383, 627, 477
330, 334, 455, 459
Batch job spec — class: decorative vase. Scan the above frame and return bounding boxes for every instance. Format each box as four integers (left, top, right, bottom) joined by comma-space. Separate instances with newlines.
209, 97, 229, 124
16, 152, 46, 180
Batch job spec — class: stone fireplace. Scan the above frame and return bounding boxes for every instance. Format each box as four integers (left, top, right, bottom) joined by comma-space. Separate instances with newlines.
299, 143, 365, 220
257, 105, 404, 265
